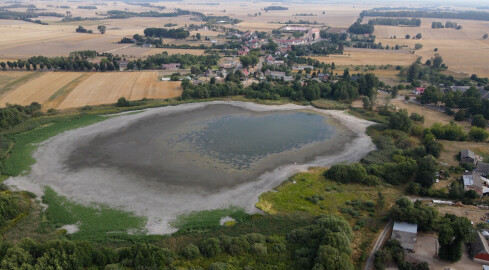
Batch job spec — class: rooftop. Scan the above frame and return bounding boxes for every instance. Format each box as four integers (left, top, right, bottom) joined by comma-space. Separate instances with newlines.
461, 149, 475, 159
393, 222, 418, 234
463, 173, 483, 188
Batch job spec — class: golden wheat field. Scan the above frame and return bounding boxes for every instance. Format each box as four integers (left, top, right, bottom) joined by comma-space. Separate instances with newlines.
373, 18, 489, 77
56, 72, 182, 109
0, 72, 82, 107
0, 72, 182, 110
312, 48, 417, 67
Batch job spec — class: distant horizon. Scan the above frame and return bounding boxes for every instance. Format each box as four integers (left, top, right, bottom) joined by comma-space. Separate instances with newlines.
73, 0, 489, 7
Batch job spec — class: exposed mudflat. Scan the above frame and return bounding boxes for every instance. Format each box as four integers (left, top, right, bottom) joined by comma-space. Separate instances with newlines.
6, 101, 376, 234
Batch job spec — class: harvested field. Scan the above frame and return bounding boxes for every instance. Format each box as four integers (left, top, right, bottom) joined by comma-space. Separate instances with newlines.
0, 71, 35, 90
57, 72, 182, 109
0, 72, 81, 107
313, 48, 417, 67
0, 72, 182, 110
373, 18, 489, 77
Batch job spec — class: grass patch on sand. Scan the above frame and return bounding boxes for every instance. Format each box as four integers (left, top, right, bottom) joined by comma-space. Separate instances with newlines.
172, 207, 250, 233
311, 99, 350, 110
42, 187, 146, 240
2, 114, 104, 176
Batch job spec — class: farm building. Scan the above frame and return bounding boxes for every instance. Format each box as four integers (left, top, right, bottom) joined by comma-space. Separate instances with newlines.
461, 149, 476, 164
469, 232, 489, 264
463, 173, 483, 197
264, 70, 293, 81
281, 25, 308, 32
391, 222, 418, 252
293, 65, 314, 71
317, 73, 330, 81
476, 162, 489, 177
161, 63, 181, 70
412, 87, 425, 95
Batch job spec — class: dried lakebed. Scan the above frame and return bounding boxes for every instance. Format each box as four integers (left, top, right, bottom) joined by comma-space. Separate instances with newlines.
7, 101, 376, 234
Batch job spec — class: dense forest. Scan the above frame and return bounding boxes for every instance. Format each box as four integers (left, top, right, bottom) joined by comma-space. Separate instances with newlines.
143, 27, 190, 39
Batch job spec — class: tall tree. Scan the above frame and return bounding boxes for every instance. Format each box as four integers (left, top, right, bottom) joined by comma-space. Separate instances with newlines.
97, 25, 106, 34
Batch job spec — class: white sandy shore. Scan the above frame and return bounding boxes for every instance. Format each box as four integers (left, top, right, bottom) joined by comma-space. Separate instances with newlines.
5, 101, 376, 234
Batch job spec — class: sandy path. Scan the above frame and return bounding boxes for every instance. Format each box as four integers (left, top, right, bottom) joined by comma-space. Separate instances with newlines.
6, 101, 376, 234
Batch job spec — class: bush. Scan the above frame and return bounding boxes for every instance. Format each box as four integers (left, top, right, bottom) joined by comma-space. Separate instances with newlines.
469, 126, 489, 142
409, 113, 424, 123
182, 244, 200, 259
472, 114, 487, 128
454, 109, 465, 121
389, 109, 412, 132
209, 262, 227, 270
252, 243, 267, 256
116, 97, 130, 107
430, 122, 467, 141
324, 163, 367, 184
410, 124, 424, 137
200, 238, 221, 257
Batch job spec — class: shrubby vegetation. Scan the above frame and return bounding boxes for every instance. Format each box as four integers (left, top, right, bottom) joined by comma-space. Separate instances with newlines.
374, 240, 429, 270
389, 197, 438, 231
182, 72, 379, 103
0, 103, 42, 131
438, 214, 475, 261
126, 52, 219, 70
348, 21, 375, 34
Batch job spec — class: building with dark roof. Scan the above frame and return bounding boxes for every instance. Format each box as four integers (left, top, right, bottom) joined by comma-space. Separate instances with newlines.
476, 162, 489, 177
469, 231, 489, 263
461, 149, 476, 164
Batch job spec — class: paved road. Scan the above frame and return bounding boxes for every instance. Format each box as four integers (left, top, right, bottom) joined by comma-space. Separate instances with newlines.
363, 220, 393, 270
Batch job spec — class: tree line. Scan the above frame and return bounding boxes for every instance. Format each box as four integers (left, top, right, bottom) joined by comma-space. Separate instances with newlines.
368, 18, 421, 27
0, 53, 121, 72
431, 21, 462, 29
361, 9, 489, 21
